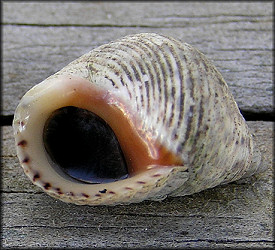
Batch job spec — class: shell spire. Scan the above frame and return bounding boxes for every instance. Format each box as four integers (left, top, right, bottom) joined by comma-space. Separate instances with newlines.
13, 33, 263, 205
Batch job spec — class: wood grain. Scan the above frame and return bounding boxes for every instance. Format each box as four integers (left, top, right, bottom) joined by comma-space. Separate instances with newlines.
2, 2, 273, 27
1, 122, 274, 248
2, 2, 273, 115
2, 2, 274, 248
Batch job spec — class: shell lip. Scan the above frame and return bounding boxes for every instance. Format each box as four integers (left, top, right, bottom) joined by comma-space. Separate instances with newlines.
13, 75, 184, 205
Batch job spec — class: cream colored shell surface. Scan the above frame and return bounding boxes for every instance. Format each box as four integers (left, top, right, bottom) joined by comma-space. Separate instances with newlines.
13, 33, 262, 205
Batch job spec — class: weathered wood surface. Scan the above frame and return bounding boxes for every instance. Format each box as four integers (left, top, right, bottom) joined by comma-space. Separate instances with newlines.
2, 2, 273, 115
2, 2, 274, 249
2, 122, 274, 248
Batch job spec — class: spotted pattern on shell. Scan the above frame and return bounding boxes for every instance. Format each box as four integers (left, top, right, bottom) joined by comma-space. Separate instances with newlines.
13, 33, 263, 206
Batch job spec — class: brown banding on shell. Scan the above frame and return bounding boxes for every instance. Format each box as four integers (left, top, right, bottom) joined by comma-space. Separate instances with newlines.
12, 33, 264, 206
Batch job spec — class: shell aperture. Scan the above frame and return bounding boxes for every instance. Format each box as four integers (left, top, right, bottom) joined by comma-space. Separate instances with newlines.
13, 33, 263, 205
43, 106, 128, 184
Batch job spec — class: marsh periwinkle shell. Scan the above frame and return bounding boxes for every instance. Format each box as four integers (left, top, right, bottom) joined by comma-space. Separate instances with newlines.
13, 33, 262, 205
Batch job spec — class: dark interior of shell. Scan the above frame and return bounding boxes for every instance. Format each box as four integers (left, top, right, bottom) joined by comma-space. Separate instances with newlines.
43, 106, 129, 184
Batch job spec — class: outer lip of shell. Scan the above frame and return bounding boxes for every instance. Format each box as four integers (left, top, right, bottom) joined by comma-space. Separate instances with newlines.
13, 75, 187, 205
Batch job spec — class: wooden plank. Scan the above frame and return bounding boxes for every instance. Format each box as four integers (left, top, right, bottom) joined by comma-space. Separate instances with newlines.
2, 2, 273, 115
1, 193, 273, 248
3, 2, 273, 26
2, 2, 274, 248
1, 122, 274, 248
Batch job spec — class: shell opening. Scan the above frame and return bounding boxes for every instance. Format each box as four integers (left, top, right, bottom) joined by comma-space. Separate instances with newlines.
43, 106, 128, 184
14, 75, 183, 201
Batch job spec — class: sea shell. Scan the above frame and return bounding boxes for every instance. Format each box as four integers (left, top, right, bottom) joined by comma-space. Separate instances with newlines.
13, 33, 263, 206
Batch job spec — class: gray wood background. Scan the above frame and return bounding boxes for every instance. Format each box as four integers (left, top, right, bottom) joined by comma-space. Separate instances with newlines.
2, 2, 274, 249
